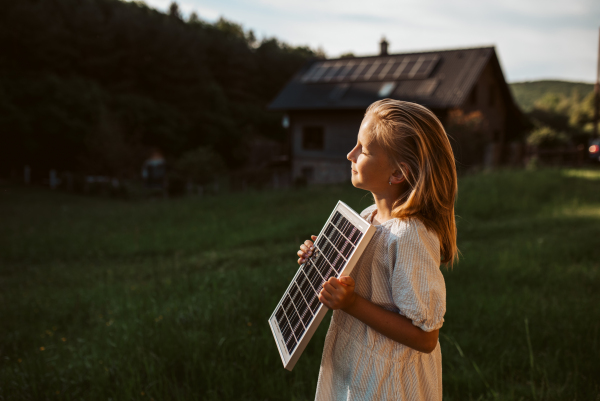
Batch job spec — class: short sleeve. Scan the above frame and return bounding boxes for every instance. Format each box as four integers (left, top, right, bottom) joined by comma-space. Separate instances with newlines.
390, 220, 446, 332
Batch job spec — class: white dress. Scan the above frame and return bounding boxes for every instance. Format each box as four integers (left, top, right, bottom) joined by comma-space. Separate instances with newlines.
314, 204, 446, 401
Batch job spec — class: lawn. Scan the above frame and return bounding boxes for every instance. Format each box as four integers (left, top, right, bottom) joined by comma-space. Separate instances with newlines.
1, 168, 599, 400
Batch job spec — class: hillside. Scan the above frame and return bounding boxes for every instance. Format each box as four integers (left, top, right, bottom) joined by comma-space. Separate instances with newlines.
0, 0, 315, 178
509, 80, 594, 111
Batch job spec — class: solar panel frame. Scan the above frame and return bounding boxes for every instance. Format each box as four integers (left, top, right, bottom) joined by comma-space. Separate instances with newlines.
268, 201, 376, 371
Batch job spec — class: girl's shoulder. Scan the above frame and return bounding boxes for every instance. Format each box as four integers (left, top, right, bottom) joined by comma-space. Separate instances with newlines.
389, 218, 440, 264
360, 205, 440, 263
359, 204, 378, 222
360, 205, 438, 248
391, 216, 437, 238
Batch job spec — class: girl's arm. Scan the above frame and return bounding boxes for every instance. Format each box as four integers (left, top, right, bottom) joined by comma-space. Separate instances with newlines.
319, 276, 439, 354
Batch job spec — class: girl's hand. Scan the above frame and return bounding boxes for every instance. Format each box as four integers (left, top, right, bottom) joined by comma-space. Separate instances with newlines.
297, 235, 317, 265
319, 276, 357, 311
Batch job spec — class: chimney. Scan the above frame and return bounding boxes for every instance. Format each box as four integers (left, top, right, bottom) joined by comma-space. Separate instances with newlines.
379, 37, 389, 56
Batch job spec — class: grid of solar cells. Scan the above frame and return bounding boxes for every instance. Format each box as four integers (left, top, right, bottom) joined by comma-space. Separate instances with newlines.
273, 211, 364, 353
301, 55, 439, 83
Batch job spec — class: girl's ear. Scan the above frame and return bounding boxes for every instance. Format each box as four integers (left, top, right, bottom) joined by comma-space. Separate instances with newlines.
390, 163, 409, 185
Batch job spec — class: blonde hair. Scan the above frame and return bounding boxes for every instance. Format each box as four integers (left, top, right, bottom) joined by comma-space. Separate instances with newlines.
365, 99, 458, 265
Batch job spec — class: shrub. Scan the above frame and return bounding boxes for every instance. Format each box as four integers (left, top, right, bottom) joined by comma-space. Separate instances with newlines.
526, 126, 569, 149
172, 147, 226, 185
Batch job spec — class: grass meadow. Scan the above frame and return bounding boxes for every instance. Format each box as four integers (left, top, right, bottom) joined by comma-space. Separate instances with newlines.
1, 168, 599, 400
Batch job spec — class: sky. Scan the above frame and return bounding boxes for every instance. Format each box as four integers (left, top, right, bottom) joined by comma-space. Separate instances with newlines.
142, 0, 600, 83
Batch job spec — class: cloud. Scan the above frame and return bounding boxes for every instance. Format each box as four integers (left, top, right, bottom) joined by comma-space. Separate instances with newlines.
138, 0, 599, 82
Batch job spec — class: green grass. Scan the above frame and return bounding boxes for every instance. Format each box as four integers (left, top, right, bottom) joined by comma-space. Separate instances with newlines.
1, 168, 599, 400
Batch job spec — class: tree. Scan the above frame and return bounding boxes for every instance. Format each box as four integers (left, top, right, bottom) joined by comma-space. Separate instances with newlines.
527, 90, 595, 146
188, 12, 200, 24
526, 126, 568, 149
172, 147, 226, 185
168, 2, 182, 20
83, 108, 146, 177
0, 0, 315, 177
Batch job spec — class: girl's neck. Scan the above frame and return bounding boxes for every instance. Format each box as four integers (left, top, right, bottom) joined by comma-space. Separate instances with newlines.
371, 186, 405, 224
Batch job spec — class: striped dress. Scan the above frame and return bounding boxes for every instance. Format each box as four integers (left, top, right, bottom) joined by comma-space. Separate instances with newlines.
314, 204, 446, 401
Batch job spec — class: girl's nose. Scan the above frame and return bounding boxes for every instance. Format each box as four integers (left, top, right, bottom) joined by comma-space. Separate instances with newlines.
347, 149, 356, 162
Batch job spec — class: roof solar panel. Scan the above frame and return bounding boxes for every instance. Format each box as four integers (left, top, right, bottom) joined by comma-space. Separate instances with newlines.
337, 62, 356, 81
350, 60, 370, 81
402, 60, 417, 77
322, 63, 341, 81
363, 60, 382, 80
392, 58, 410, 79
416, 58, 434, 76
301, 55, 439, 84
408, 58, 424, 77
268, 201, 376, 371
378, 58, 397, 80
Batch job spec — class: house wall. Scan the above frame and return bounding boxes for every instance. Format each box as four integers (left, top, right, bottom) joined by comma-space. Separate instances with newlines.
289, 60, 515, 182
460, 60, 508, 167
290, 110, 364, 184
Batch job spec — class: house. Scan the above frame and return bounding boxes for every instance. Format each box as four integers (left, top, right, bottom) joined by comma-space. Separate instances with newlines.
268, 40, 528, 184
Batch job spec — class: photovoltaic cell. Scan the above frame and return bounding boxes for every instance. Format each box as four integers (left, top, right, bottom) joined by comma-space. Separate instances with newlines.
301, 55, 439, 84
268, 201, 376, 370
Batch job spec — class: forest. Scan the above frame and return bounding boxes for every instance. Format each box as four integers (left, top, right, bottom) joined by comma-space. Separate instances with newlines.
0, 0, 316, 181
1, 0, 596, 186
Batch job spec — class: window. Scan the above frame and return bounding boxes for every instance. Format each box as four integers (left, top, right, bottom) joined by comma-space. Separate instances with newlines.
302, 126, 324, 150
378, 82, 396, 97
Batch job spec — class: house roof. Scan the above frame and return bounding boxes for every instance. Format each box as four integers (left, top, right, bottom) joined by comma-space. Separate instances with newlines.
268, 46, 504, 111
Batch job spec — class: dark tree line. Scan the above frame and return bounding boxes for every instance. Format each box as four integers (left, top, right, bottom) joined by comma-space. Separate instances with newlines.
0, 0, 316, 179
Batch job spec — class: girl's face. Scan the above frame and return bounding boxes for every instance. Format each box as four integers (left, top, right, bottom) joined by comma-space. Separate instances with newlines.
347, 116, 397, 192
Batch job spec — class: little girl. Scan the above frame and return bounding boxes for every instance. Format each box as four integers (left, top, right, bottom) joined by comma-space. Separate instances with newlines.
297, 99, 458, 400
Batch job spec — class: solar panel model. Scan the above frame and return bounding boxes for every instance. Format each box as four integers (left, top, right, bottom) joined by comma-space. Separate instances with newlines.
268, 201, 376, 371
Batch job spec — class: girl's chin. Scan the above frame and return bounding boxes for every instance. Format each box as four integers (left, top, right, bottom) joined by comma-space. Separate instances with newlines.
350, 177, 366, 189
351, 178, 377, 192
